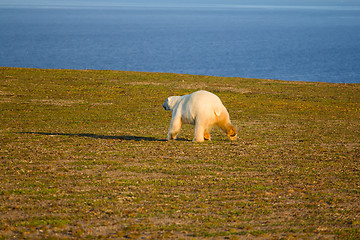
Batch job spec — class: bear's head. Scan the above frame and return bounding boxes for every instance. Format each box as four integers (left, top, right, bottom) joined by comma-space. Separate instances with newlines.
163, 96, 180, 111
162, 97, 171, 111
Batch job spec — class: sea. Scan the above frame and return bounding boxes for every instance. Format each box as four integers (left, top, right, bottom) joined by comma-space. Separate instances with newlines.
1, 0, 360, 83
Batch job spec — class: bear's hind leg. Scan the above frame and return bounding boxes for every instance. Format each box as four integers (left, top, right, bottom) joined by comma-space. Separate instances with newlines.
227, 125, 237, 140
204, 130, 211, 141
193, 124, 205, 142
216, 111, 237, 141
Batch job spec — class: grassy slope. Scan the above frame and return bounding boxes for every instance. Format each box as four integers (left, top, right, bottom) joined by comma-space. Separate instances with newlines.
0, 67, 359, 239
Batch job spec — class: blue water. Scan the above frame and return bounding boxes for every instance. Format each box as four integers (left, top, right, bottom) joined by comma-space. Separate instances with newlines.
1, 1, 360, 83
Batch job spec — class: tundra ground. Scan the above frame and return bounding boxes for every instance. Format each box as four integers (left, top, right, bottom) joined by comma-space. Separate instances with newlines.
0, 67, 359, 239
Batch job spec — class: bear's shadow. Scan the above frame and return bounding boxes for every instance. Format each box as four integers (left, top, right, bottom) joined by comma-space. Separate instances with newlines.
19, 132, 191, 142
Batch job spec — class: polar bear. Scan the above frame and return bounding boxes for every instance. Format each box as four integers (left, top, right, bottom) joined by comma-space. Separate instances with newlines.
163, 90, 237, 142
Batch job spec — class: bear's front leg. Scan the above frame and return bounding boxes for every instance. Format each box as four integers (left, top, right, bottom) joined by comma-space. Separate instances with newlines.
167, 115, 182, 140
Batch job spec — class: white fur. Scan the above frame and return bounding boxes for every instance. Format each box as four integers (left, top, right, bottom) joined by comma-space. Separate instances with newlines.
163, 90, 237, 142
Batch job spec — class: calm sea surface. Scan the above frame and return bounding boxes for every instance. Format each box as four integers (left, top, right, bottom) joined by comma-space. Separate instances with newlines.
1, 1, 360, 83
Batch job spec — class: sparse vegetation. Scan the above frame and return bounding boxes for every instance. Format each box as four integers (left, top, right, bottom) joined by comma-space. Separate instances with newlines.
0, 67, 359, 239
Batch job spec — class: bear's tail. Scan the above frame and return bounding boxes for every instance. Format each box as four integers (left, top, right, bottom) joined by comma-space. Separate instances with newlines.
214, 107, 222, 117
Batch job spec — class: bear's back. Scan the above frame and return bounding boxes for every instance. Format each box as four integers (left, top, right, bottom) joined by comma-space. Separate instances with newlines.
186, 90, 224, 114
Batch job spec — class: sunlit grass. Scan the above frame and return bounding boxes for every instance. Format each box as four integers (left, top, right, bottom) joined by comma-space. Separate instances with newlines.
1, 67, 359, 239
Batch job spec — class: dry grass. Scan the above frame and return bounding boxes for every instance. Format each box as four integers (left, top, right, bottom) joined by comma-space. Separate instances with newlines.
0, 67, 359, 239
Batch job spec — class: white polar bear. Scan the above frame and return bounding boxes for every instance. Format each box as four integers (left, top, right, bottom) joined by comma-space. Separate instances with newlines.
163, 90, 237, 142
